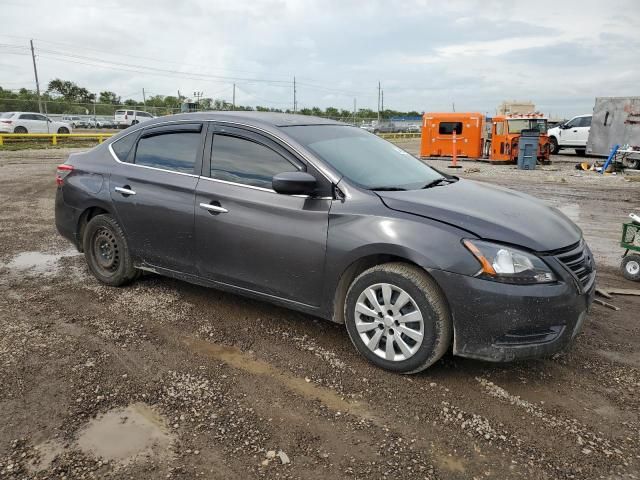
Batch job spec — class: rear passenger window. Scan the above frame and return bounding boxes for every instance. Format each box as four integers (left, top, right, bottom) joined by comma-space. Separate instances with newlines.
439, 122, 463, 135
210, 135, 299, 189
111, 132, 139, 162
135, 132, 201, 174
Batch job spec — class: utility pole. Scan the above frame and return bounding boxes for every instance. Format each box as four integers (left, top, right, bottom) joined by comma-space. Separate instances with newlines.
381, 90, 384, 118
293, 76, 297, 113
142, 88, 146, 110
353, 98, 357, 124
232, 83, 236, 110
30, 39, 43, 114
377, 81, 381, 122
452, 102, 455, 112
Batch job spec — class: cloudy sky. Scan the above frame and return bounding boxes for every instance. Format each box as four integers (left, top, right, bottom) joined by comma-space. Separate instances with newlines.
1, 0, 639, 117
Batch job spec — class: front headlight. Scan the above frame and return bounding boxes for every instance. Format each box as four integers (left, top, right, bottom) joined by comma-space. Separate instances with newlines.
462, 239, 556, 284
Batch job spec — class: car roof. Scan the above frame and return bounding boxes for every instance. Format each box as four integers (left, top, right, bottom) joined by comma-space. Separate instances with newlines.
142, 111, 345, 129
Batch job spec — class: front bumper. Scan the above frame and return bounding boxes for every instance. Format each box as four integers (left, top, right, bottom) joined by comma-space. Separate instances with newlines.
429, 268, 595, 362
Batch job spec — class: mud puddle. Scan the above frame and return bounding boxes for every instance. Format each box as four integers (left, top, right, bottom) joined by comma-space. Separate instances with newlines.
2, 248, 80, 276
76, 403, 173, 464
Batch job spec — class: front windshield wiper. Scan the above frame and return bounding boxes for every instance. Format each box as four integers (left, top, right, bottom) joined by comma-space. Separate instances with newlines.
421, 177, 457, 189
369, 186, 408, 191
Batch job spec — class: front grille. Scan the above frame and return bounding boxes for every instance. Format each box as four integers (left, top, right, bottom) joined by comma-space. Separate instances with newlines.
554, 240, 595, 291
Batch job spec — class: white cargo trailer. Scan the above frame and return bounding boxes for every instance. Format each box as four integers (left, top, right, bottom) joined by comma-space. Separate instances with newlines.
587, 97, 640, 169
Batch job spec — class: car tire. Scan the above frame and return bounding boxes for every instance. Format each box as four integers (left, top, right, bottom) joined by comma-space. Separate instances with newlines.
575, 149, 586, 157
623, 156, 640, 170
13, 126, 27, 134
83, 214, 139, 287
621, 254, 640, 282
344, 262, 452, 374
57, 127, 69, 134
549, 136, 559, 155
131, 120, 139, 125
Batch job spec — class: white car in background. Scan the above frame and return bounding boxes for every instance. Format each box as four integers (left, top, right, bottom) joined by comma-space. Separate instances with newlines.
0, 112, 73, 134
547, 114, 591, 156
114, 109, 155, 128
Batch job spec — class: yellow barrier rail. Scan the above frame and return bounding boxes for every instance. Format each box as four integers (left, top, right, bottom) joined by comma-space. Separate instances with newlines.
0, 133, 115, 146
377, 132, 421, 139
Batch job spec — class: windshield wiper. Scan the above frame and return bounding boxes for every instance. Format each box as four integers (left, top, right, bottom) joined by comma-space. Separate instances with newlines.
421, 177, 457, 189
369, 186, 408, 191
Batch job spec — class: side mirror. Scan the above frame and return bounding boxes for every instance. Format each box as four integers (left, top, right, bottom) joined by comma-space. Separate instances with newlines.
272, 171, 317, 196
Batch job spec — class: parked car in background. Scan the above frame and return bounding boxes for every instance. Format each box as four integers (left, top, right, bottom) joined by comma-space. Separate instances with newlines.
547, 114, 591, 156
0, 112, 72, 134
360, 123, 375, 133
62, 115, 83, 128
88, 117, 115, 128
405, 124, 421, 133
373, 122, 398, 134
54, 112, 595, 374
114, 110, 155, 128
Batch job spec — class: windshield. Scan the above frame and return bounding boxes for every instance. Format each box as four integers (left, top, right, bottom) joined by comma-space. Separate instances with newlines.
507, 119, 548, 134
282, 125, 443, 190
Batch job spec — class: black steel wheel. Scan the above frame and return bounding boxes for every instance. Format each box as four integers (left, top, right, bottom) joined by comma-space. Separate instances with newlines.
549, 137, 559, 155
83, 214, 138, 286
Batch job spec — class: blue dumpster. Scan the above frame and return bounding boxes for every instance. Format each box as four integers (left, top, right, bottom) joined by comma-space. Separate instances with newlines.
517, 129, 539, 170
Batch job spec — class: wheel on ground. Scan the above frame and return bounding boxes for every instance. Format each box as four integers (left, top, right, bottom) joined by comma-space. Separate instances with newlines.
621, 254, 640, 281
549, 137, 559, 155
14, 126, 27, 134
575, 149, 586, 157
83, 214, 138, 286
131, 120, 139, 125
623, 156, 640, 170
344, 262, 452, 374
57, 127, 69, 134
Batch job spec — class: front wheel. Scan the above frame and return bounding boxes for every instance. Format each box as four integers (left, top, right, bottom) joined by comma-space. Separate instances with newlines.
621, 254, 640, 281
57, 127, 69, 134
83, 214, 139, 286
549, 137, 559, 155
344, 263, 452, 374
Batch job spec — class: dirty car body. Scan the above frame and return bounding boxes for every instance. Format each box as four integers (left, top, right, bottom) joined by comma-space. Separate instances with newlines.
55, 112, 596, 370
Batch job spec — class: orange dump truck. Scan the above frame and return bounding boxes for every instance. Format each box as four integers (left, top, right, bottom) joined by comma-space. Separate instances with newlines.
488, 114, 551, 163
420, 113, 485, 158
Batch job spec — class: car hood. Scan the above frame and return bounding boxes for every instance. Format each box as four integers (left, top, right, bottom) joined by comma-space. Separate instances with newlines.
377, 179, 581, 252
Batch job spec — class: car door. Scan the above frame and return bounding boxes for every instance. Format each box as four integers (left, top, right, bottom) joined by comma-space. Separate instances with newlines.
18, 114, 38, 133
108, 122, 205, 273
558, 117, 581, 145
194, 124, 332, 307
576, 115, 591, 145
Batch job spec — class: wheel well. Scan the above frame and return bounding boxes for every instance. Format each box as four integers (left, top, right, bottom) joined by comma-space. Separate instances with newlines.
332, 254, 423, 324
77, 206, 109, 252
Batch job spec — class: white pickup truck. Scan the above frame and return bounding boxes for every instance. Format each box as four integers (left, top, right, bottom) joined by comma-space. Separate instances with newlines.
547, 114, 591, 156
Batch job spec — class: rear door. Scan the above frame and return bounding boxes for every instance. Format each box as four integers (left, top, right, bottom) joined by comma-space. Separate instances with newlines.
108, 122, 205, 273
194, 124, 332, 306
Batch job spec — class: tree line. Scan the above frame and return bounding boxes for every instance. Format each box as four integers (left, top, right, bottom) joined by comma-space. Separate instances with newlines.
0, 79, 423, 121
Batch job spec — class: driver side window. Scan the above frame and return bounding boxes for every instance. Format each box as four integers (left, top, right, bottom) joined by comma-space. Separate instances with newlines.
210, 134, 300, 190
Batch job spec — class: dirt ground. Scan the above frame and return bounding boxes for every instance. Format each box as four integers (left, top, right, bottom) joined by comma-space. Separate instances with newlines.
0, 144, 639, 479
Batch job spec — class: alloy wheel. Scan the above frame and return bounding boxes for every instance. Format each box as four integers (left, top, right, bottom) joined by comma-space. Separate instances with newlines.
354, 283, 424, 361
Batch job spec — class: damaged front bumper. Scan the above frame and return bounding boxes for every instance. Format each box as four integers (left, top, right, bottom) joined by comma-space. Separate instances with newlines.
429, 268, 596, 362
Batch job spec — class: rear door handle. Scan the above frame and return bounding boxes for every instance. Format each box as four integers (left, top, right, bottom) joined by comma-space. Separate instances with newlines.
199, 202, 228, 214
115, 186, 136, 196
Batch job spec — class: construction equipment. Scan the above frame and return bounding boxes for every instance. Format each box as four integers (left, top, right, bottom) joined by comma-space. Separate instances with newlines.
486, 113, 551, 164
620, 214, 640, 281
420, 113, 485, 158
420, 112, 551, 164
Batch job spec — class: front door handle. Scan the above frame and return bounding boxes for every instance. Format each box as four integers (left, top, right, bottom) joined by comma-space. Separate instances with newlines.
115, 186, 136, 196
199, 202, 228, 214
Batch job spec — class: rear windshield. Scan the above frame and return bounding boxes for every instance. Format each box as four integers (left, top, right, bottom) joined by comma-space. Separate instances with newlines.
282, 125, 443, 190
115, 110, 125, 115
0, 112, 15, 119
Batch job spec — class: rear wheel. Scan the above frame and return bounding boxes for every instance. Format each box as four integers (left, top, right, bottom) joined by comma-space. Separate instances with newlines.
623, 156, 640, 170
131, 120, 139, 126
57, 127, 69, 134
83, 214, 138, 286
13, 126, 27, 134
549, 136, 559, 154
621, 254, 640, 281
344, 263, 452, 374
575, 149, 586, 157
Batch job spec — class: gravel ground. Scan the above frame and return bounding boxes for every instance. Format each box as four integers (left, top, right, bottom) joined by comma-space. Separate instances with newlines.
0, 146, 638, 479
